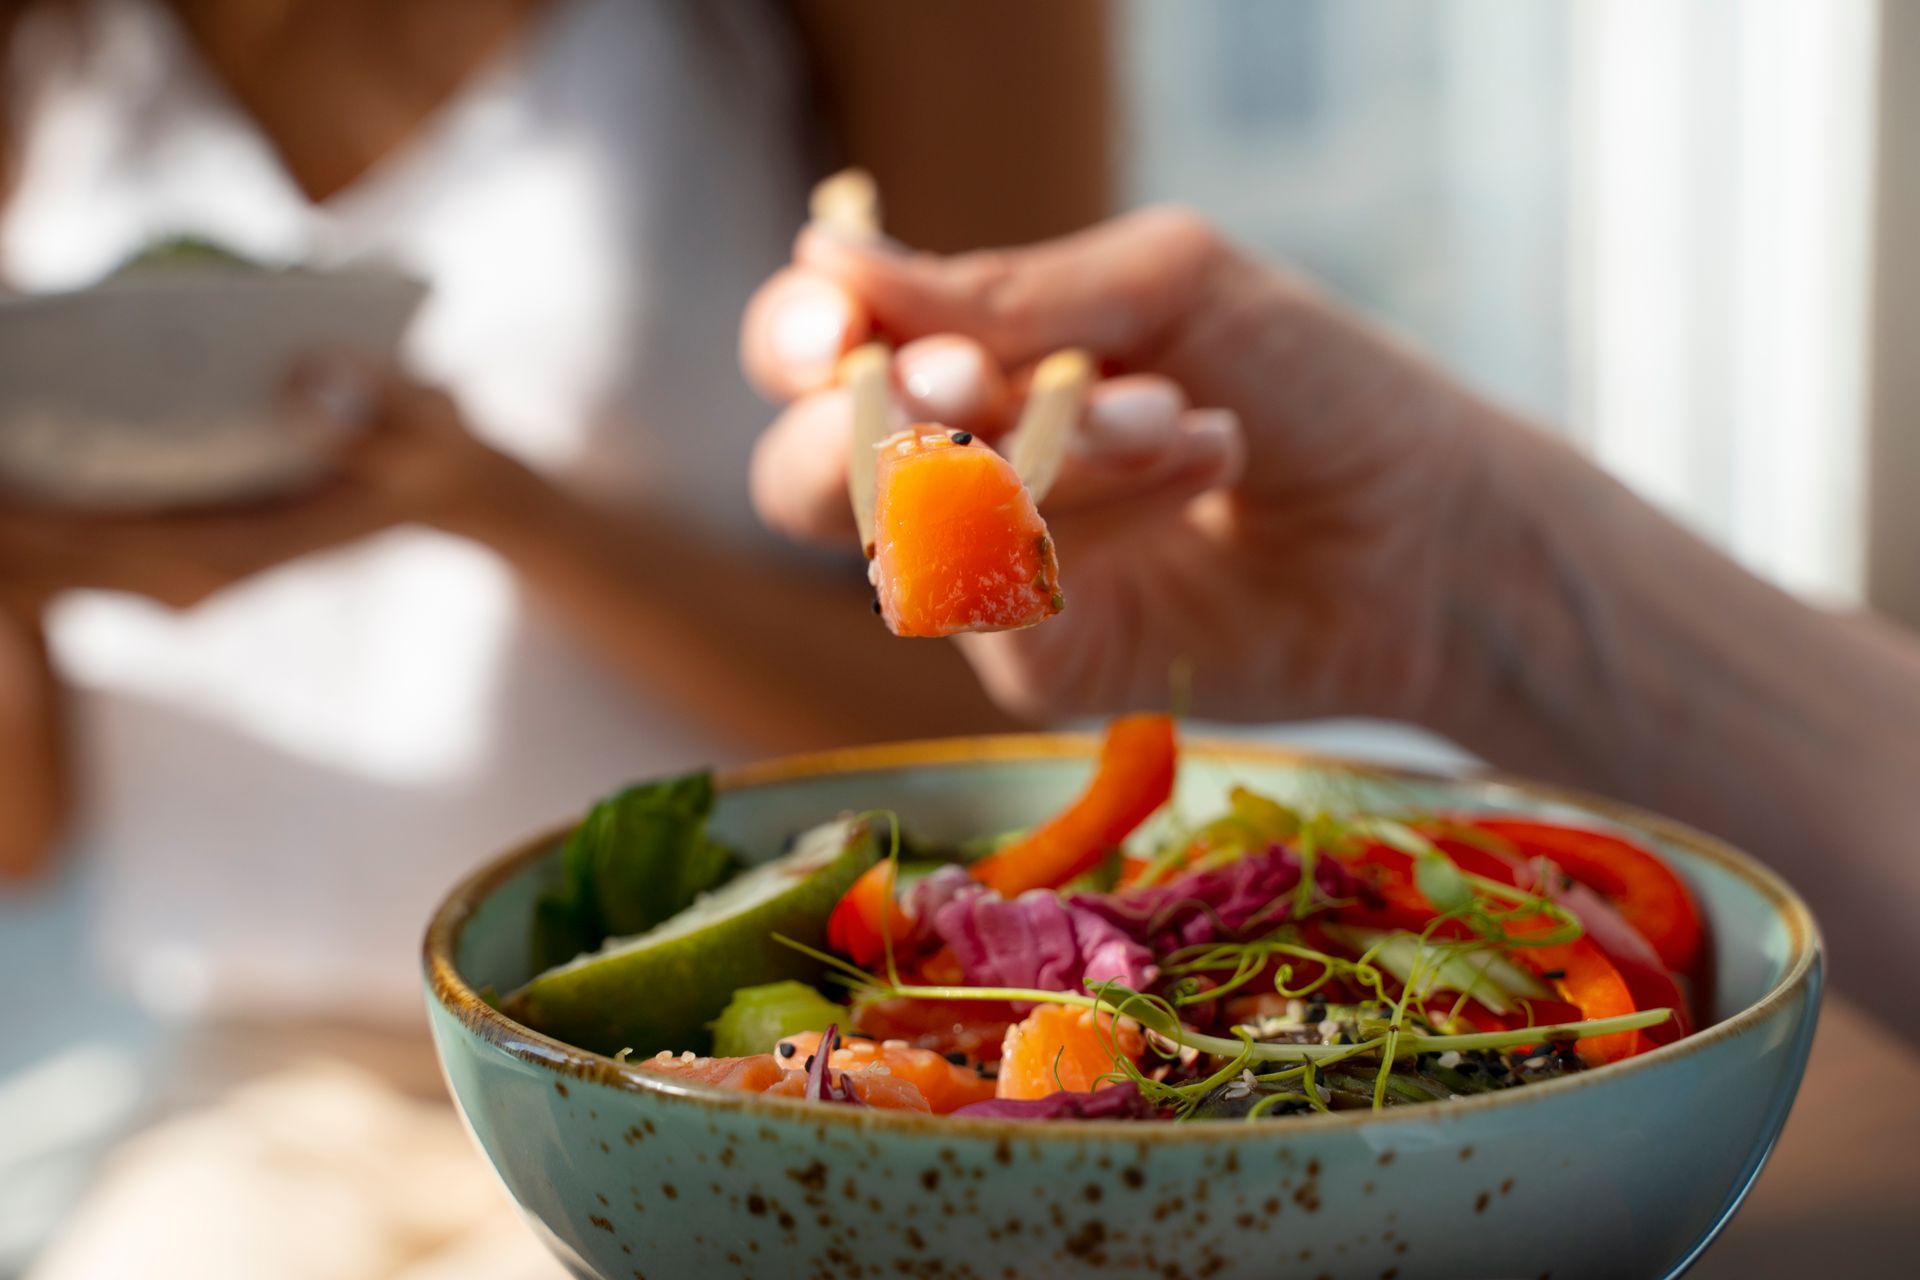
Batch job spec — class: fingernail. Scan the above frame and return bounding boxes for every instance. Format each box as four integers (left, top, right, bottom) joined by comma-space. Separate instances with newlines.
284, 356, 377, 436
895, 336, 1004, 428
1181, 409, 1246, 482
1083, 380, 1184, 456
1180, 409, 1241, 451
770, 275, 859, 382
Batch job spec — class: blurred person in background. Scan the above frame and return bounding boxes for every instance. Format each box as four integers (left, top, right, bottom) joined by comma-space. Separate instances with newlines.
0, 1, 1109, 1276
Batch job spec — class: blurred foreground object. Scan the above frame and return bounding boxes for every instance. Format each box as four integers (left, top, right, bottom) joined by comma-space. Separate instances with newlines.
26, 1061, 565, 1280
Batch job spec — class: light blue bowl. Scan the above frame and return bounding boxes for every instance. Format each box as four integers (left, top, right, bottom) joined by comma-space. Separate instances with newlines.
425, 735, 1820, 1280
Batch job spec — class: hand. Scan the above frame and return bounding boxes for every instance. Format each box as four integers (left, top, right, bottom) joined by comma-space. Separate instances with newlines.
740, 209, 1537, 729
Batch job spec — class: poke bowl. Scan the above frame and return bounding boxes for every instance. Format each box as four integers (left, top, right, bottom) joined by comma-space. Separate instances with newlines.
424, 730, 1820, 1280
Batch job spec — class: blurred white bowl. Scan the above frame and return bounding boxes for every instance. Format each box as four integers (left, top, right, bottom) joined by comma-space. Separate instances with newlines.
0, 270, 426, 512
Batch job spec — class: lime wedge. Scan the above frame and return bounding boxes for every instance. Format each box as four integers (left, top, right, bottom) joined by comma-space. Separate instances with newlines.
504, 817, 878, 1057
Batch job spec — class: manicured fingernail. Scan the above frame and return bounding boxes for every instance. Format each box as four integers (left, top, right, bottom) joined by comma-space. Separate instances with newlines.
1181, 409, 1245, 481
1083, 380, 1184, 456
770, 276, 858, 381
1182, 409, 1240, 448
896, 336, 1004, 428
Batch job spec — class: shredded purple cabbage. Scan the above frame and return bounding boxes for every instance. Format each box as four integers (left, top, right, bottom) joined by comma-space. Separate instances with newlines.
804, 1024, 862, 1105
952, 1081, 1161, 1122
905, 865, 985, 944
913, 866, 1159, 997
1070, 845, 1357, 956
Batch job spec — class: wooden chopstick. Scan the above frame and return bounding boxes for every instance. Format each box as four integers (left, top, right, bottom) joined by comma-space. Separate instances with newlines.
807, 169, 894, 555
837, 342, 892, 556
807, 168, 1090, 548
809, 168, 882, 242
1007, 348, 1093, 503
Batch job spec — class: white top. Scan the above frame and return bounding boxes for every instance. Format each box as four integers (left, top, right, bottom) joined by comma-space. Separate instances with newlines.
2, 0, 814, 1017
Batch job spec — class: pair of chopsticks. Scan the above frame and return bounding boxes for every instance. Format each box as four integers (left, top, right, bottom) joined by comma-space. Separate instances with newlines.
810, 170, 1091, 554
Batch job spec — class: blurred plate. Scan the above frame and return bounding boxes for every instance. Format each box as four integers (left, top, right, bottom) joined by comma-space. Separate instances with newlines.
0, 270, 427, 512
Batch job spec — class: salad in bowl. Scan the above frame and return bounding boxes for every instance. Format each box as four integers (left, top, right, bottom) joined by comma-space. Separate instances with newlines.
425, 719, 1817, 1279
502, 715, 1697, 1125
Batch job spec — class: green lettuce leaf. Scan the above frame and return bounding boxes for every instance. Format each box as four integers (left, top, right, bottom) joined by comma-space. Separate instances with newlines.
530, 772, 741, 972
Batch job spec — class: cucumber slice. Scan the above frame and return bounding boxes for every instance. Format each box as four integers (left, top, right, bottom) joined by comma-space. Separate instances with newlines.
504, 817, 877, 1057
1322, 924, 1548, 1016
708, 981, 847, 1058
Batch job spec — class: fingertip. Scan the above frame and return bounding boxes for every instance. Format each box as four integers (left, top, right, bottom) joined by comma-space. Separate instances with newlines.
1178, 408, 1247, 488
1080, 375, 1187, 458
281, 350, 381, 437
741, 267, 871, 401
893, 336, 1011, 437
750, 389, 886, 549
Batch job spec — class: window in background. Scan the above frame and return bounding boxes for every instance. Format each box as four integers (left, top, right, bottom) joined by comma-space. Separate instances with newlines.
1570, 0, 1878, 605
1121, 0, 1881, 606
1121, 0, 1570, 423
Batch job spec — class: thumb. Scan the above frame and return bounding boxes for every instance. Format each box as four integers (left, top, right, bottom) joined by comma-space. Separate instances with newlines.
794, 206, 1226, 371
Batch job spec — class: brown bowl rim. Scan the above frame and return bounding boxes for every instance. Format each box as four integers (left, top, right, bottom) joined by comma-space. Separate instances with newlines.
424, 732, 1821, 1142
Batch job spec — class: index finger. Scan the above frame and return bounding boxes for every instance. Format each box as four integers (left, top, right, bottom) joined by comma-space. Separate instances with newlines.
740, 265, 873, 402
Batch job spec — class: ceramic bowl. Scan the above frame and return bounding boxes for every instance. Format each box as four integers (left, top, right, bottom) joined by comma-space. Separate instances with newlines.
424, 735, 1821, 1280
0, 271, 425, 510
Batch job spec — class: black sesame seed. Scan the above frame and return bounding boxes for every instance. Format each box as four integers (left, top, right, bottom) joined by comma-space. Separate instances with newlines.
871, 598, 883, 615
950, 431, 974, 445
1456, 1060, 1482, 1077
1541, 968, 1566, 980
778, 1042, 797, 1059
803, 1055, 816, 1071
1304, 1003, 1328, 1024
944, 1051, 969, 1066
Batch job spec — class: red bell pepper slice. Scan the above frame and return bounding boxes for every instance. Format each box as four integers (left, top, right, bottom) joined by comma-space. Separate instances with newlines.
826, 861, 912, 968
1505, 930, 1652, 1065
1334, 843, 1454, 934
971, 714, 1177, 896
1464, 819, 1704, 977
1429, 834, 1693, 1042
1334, 842, 1661, 1064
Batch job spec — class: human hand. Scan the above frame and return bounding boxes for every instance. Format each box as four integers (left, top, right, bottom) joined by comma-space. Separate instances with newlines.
740, 209, 1538, 729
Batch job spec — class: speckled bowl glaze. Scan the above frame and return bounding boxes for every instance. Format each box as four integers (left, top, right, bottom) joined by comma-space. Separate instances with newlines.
425, 735, 1820, 1280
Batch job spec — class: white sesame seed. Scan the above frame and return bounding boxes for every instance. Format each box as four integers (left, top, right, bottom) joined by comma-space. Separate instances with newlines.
1436, 1051, 1462, 1070
1523, 1056, 1549, 1070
